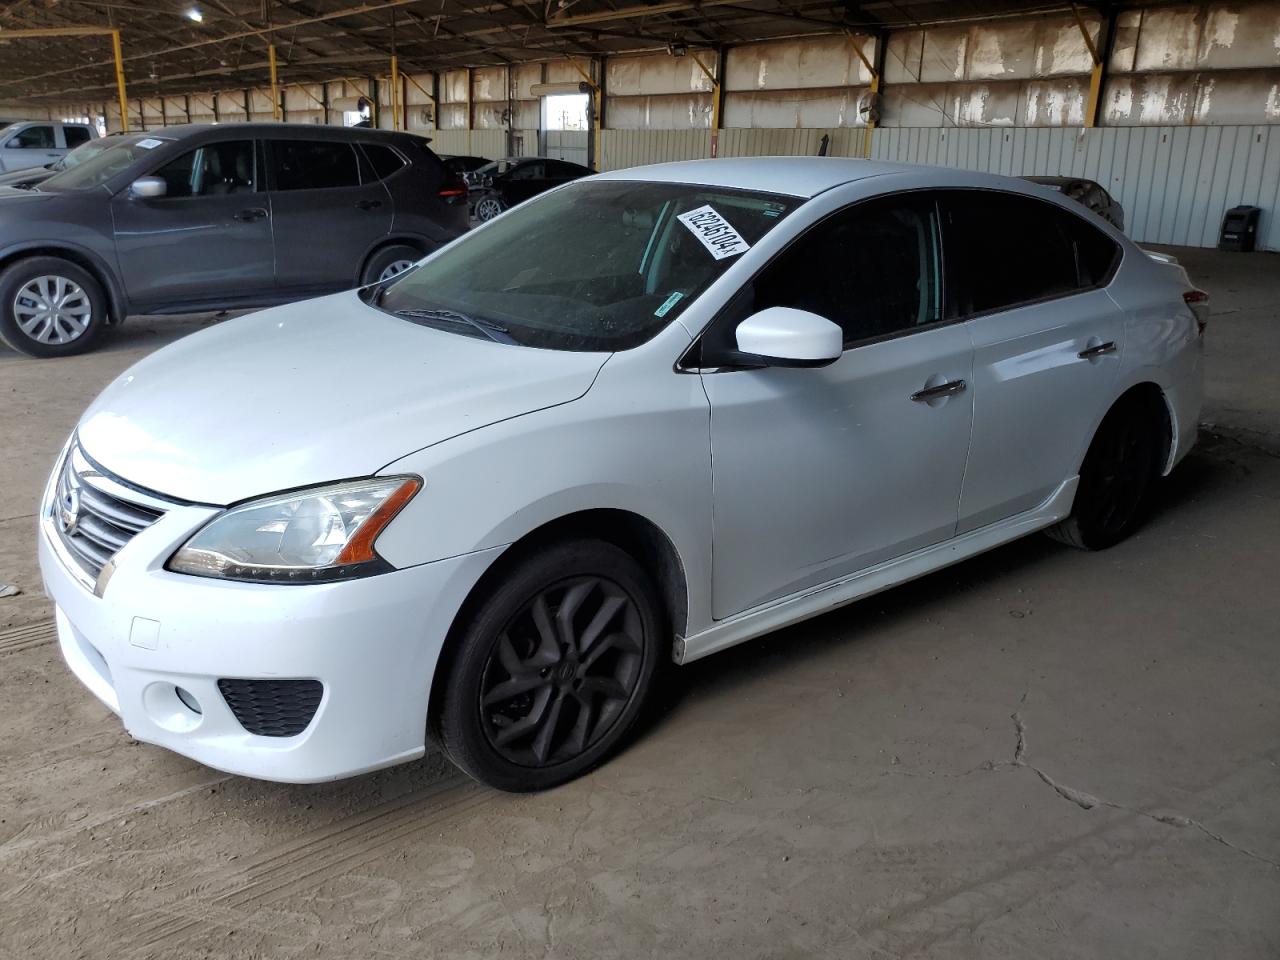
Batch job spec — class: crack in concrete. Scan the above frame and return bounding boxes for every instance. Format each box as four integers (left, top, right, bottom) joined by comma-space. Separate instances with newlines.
1009, 712, 1280, 870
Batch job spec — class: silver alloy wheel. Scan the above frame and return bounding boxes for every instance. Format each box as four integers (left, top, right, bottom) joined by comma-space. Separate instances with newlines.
13, 274, 93, 345
475, 197, 504, 221
378, 259, 417, 282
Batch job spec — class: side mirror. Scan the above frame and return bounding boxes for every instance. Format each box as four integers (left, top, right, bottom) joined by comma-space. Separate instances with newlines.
732, 306, 843, 368
130, 176, 167, 199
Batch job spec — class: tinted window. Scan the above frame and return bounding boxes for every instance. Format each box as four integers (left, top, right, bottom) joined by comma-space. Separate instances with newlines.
748, 195, 943, 347
944, 190, 1115, 315
152, 141, 256, 197
507, 162, 544, 180
271, 140, 359, 191
64, 126, 92, 148
362, 143, 405, 180
9, 125, 54, 149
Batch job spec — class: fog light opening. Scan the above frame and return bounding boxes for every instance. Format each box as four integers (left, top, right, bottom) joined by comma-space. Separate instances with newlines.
175, 685, 202, 715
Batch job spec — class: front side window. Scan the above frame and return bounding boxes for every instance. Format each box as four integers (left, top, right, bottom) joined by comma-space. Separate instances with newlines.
371, 179, 800, 351
64, 126, 92, 148
508, 162, 544, 181
943, 190, 1087, 315
746, 195, 943, 347
9, 125, 54, 149
152, 141, 256, 197
271, 140, 360, 191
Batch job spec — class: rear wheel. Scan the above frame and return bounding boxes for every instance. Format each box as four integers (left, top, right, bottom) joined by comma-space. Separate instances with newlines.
1046, 395, 1164, 550
361, 244, 423, 286
436, 540, 664, 792
0, 256, 108, 358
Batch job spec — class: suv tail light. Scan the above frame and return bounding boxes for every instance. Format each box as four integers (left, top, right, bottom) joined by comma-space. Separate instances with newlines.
438, 175, 468, 202
1184, 289, 1209, 336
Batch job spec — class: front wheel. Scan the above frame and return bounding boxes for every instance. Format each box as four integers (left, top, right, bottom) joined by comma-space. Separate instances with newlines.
474, 196, 505, 222
0, 256, 109, 358
1046, 395, 1163, 550
435, 540, 665, 792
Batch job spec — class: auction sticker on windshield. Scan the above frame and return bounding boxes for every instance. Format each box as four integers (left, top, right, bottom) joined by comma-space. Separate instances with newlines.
677, 205, 751, 260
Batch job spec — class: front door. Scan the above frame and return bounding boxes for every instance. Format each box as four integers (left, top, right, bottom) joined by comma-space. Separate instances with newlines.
111, 138, 275, 310
939, 190, 1128, 532
266, 138, 393, 295
703, 193, 975, 619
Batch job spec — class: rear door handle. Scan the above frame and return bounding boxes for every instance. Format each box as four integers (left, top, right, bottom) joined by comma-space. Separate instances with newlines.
1078, 340, 1117, 360
910, 379, 967, 403
355, 199, 383, 210
233, 207, 267, 222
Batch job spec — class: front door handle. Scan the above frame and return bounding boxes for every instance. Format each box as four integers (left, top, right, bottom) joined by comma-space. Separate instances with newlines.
233, 207, 268, 222
1078, 340, 1117, 360
911, 379, 967, 403
355, 199, 383, 210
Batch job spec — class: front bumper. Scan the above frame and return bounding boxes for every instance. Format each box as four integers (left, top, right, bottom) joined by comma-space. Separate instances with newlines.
38, 502, 503, 783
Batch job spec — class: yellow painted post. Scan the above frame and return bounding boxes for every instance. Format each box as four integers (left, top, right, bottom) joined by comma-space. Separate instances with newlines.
390, 55, 401, 130
1071, 2, 1105, 128
268, 43, 282, 121
111, 29, 129, 133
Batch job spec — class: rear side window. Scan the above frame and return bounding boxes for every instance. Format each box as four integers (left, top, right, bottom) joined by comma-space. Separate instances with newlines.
64, 126, 92, 148
361, 143, 406, 180
9, 125, 54, 149
943, 190, 1118, 316
270, 140, 359, 191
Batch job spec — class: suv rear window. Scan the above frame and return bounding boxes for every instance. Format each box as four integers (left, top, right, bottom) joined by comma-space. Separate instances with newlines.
270, 140, 359, 191
361, 143, 406, 180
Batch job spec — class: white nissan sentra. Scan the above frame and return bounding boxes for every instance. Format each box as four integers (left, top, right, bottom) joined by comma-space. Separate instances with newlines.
38, 158, 1205, 791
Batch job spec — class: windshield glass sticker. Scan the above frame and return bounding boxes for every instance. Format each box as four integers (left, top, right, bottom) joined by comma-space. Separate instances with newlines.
136, 138, 163, 149
654, 291, 684, 317
677, 205, 751, 260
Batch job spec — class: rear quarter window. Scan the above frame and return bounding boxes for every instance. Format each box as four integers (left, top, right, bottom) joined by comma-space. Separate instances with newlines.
361, 143, 406, 181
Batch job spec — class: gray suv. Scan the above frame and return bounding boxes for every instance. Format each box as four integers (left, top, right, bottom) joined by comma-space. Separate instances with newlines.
0, 123, 468, 357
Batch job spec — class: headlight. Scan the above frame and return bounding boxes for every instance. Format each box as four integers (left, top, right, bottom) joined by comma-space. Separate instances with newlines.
167, 477, 420, 583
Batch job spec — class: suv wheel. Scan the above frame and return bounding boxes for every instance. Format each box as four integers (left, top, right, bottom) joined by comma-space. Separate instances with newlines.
0, 256, 108, 358
361, 244, 423, 286
436, 539, 664, 792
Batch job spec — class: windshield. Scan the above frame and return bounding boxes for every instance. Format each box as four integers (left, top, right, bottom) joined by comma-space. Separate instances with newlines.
41, 134, 172, 191
373, 179, 799, 351
47, 136, 118, 173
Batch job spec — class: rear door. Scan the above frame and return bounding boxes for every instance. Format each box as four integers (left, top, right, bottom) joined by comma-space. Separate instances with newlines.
942, 189, 1126, 532
501, 160, 547, 205
0, 123, 59, 172
266, 138, 392, 295
112, 138, 276, 310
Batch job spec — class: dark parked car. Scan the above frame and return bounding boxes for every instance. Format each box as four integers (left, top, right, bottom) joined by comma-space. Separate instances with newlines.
0, 123, 468, 358
439, 154, 490, 177
467, 156, 592, 221
1023, 176, 1124, 231
0, 132, 123, 190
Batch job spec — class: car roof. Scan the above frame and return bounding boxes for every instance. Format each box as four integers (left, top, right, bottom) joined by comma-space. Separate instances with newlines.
127, 122, 426, 144
1023, 175, 1096, 187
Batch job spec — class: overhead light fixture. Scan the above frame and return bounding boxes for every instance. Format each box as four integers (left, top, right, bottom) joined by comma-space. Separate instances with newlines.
186, 7, 204, 22
668, 41, 687, 57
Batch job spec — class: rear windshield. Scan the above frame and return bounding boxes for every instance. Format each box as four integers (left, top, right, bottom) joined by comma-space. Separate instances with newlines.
371, 179, 800, 351
41, 134, 173, 191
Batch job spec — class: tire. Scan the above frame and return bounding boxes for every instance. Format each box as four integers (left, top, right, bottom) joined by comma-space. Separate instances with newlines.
435, 539, 665, 792
1046, 394, 1164, 551
0, 256, 108, 358
474, 196, 505, 222
360, 244, 423, 286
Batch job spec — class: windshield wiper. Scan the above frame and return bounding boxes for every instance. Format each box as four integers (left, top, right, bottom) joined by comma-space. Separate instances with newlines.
393, 308, 518, 345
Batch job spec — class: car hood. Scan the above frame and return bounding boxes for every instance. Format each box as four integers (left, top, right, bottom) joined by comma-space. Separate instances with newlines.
77, 292, 610, 505
0, 186, 55, 204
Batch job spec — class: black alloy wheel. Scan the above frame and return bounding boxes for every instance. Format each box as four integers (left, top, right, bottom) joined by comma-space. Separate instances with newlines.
436, 539, 663, 792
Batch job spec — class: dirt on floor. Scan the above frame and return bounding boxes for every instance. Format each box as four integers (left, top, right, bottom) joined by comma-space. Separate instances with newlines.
0, 250, 1277, 959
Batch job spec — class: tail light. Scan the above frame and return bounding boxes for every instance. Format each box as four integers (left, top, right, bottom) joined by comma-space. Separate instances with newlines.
1184, 289, 1209, 336
438, 175, 468, 201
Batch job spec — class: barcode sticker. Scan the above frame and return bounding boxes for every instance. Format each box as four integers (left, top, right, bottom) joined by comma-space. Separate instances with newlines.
677, 205, 751, 260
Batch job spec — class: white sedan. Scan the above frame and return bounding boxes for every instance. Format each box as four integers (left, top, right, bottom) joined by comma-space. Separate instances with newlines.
38, 158, 1205, 791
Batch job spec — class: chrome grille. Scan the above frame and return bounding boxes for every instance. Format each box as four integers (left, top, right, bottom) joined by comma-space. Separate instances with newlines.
52, 443, 166, 584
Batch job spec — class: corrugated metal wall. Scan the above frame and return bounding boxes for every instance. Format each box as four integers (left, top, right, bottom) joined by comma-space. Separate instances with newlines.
871, 124, 1280, 251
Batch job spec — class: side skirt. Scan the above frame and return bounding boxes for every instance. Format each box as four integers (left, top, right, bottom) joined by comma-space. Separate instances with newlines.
677, 476, 1079, 665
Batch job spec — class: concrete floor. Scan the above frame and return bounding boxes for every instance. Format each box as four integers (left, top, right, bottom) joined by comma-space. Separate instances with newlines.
0, 248, 1277, 958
